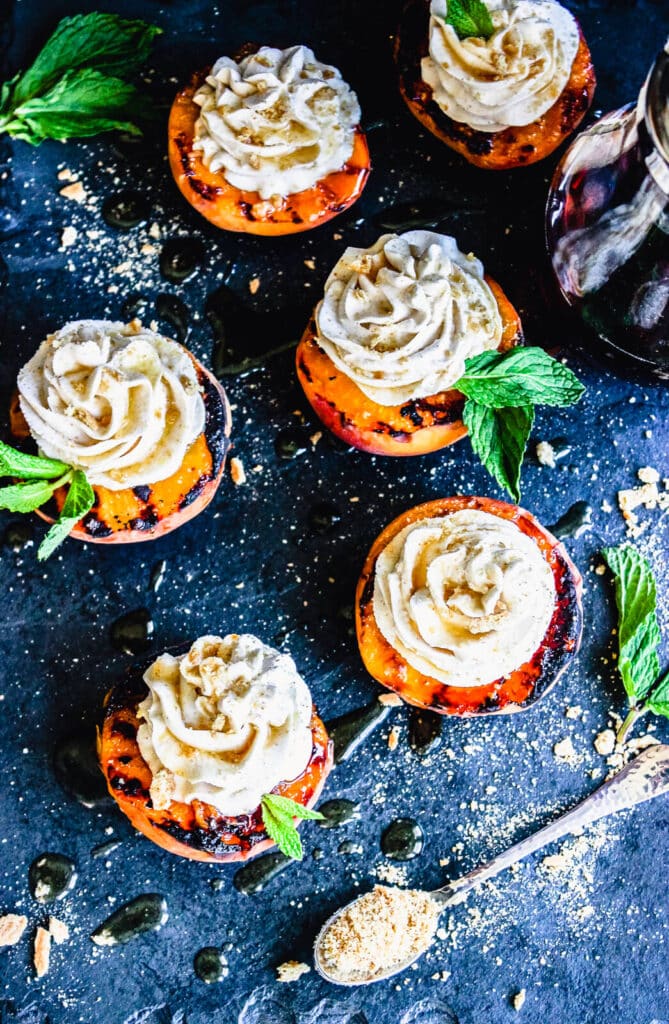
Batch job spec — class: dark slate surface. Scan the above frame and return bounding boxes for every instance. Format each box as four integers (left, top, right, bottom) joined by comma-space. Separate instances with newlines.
1, 2, 669, 1022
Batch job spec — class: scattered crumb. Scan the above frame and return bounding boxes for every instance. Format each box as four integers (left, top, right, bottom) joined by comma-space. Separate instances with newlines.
565, 705, 582, 720
512, 989, 526, 1011
536, 441, 556, 468
248, 277, 260, 295
593, 729, 616, 756
140, 242, 157, 256
60, 226, 78, 248
617, 467, 669, 537
230, 457, 247, 486
0, 914, 27, 947
594, 563, 606, 575
148, 221, 161, 239
553, 736, 580, 766
48, 917, 69, 945
378, 693, 403, 707
387, 725, 400, 751
59, 182, 86, 203
375, 861, 408, 886
33, 927, 51, 978
431, 970, 451, 981
304, 259, 316, 270
309, 431, 322, 447
57, 167, 76, 181
638, 466, 660, 484
276, 960, 311, 983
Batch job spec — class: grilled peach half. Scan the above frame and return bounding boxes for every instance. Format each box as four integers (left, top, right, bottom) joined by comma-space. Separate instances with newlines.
99, 667, 333, 862
395, 0, 596, 170
168, 66, 370, 236
296, 276, 522, 456
356, 496, 583, 715
10, 358, 231, 544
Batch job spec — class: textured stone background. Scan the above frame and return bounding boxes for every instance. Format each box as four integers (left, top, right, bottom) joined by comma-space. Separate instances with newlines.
1, 2, 669, 1022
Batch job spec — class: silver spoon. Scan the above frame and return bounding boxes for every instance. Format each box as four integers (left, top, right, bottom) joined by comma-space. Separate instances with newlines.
314, 743, 669, 986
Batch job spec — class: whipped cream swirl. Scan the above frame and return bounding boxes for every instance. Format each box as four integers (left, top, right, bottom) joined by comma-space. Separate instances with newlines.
193, 45, 360, 199
17, 320, 205, 491
316, 230, 502, 405
373, 509, 555, 688
136, 635, 314, 817
421, 0, 580, 133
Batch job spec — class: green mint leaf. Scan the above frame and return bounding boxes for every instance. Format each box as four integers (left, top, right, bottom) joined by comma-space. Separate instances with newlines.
262, 793, 325, 822
261, 799, 304, 861
458, 348, 586, 410
646, 668, 669, 718
0, 440, 70, 480
37, 469, 94, 561
9, 13, 161, 110
9, 70, 147, 144
442, 0, 494, 40
463, 400, 533, 502
0, 476, 66, 514
602, 545, 661, 704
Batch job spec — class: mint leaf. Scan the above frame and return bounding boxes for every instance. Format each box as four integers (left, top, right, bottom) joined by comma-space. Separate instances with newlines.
603, 545, 661, 703
0, 475, 68, 514
260, 794, 324, 861
0, 11, 160, 143
442, 0, 494, 40
6, 70, 147, 144
646, 668, 669, 718
463, 401, 533, 502
0, 439, 69, 480
38, 469, 94, 561
458, 348, 586, 409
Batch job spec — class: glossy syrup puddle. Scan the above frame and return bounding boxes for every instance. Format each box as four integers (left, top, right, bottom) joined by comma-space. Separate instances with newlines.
549, 500, 593, 540
53, 731, 112, 808
109, 608, 155, 655
381, 818, 425, 861
29, 853, 77, 903
194, 945, 230, 983
91, 894, 168, 946
408, 709, 443, 755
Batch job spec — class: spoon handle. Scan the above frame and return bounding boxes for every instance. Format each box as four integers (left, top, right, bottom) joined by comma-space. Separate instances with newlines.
436, 744, 669, 908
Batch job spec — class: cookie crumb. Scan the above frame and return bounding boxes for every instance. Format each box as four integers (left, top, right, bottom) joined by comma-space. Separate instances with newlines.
387, 725, 400, 751
33, 927, 51, 978
59, 182, 86, 204
49, 917, 69, 945
230, 457, 247, 486
60, 226, 78, 248
378, 693, 403, 707
248, 277, 261, 295
536, 441, 556, 468
276, 960, 311, 983
512, 989, 526, 1011
593, 729, 616, 756
0, 914, 27, 946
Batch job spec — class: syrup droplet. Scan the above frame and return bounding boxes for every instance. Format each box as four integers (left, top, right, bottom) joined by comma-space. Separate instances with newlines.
233, 852, 291, 895
155, 293, 191, 344
337, 840, 363, 855
326, 699, 393, 765
548, 501, 593, 540
91, 840, 122, 860
29, 853, 76, 903
408, 709, 443, 756
53, 732, 111, 808
91, 894, 168, 946
275, 428, 308, 461
109, 608, 154, 655
149, 560, 167, 593
3, 520, 33, 551
194, 946, 229, 983
160, 237, 205, 283
121, 292, 148, 322
102, 191, 150, 230
309, 502, 342, 534
381, 818, 424, 861
316, 799, 360, 829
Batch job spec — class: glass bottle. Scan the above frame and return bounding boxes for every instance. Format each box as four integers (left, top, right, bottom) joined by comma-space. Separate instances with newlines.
546, 40, 669, 380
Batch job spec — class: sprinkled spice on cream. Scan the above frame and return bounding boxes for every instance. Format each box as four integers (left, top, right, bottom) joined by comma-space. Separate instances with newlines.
136, 634, 313, 817
315, 230, 502, 406
17, 320, 205, 491
193, 45, 360, 199
373, 509, 556, 688
422, 0, 579, 133
319, 886, 441, 984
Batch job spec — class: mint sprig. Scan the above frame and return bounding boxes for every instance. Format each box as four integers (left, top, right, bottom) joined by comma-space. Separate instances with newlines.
602, 544, 668, 744
0, 440, 94, 559
0, 12, 161, 145
442, 0, 494, 40
455, 347, 585, 502
260, 793, 324, 861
